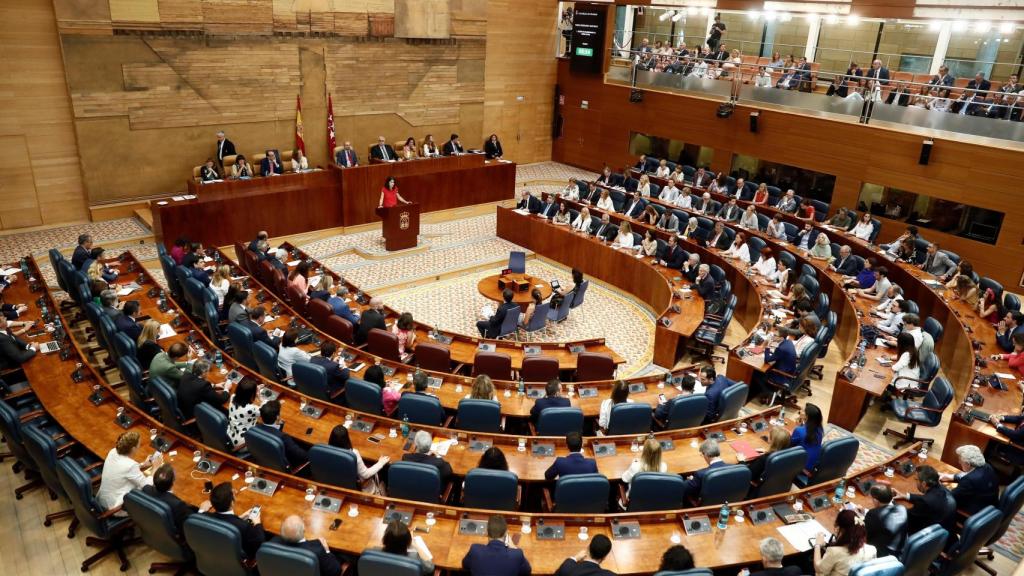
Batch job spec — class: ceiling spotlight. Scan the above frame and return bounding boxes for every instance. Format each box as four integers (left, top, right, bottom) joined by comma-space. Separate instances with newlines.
928, 20, 943, 32
659, 10, 674, 22
999, 21, 1014, 34
847, 14, 860, 26
699, 7, 709, 16
825, 14, 839, 25
974, 21, 992, 33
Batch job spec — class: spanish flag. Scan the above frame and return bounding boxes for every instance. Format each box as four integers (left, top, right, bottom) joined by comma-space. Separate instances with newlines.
295, 95, 305, 154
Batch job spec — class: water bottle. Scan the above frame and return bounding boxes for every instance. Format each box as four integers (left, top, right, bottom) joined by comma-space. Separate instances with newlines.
41, 302, 49, 322
214, 350, 223, 370
518, 377, 525, 396
834, 478, 846, 504
778, 406, 786, 423
400, 415, 410, 438
717, 502, 730, 529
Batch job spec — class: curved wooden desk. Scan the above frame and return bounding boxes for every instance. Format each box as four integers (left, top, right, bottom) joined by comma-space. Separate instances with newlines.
477, 273, 553, 309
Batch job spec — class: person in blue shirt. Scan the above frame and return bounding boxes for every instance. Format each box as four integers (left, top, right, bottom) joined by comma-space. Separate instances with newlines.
544, 431, 597, 480
326, 284, 361, 326
791, 403, 824, 470
843, 256, 876, 290
765, 327, 799, 387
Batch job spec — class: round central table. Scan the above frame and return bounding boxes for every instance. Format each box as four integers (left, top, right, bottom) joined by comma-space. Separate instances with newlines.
477, 273, 553, 311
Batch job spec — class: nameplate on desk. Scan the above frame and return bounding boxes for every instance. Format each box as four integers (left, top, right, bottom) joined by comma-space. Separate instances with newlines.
523, 345, 542, 356
259, 387, 280, 402
578, 387, 598, 398
195, 458, 222, 475
477, 343, 496, 353
807, 492, 832, 512
313, 496, 341, 513
459, 517, 488, 536
628, 382, 646, 394
433, 334, 453, 345
427, 377, 443, 390
658, 439, 675, 452
749, 418, 769, 433
749, 507, 776, 525
249, 477, 278, 497
526, 387, 545, 399
535, 521, 565, 540
300, 405, 324, 419
705, 430, 727, 442
895, 458, 916, 477
531, 443, 555, 457
226, 370, 244, 386
381, 365, 396, 377
468, 438, 493, 452
592, 442, 617, 457
341, 352, 357, 364
351, 419, 374, 434
567, 344, 586, 354
857, 478, 878, 495
150, 435, 174, 453
682, 516, 711, 536
382, 508, 412, 526
610, 520, 641, 539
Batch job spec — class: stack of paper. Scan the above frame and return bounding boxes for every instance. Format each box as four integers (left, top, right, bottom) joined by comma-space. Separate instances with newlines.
777, 519, 831, 552
158, 324, 177, 340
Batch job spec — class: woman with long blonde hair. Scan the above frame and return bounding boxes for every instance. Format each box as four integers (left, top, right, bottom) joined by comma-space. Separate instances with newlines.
210, 264, 231, 306
470, 374, 498, 401
622, 437, 667, 485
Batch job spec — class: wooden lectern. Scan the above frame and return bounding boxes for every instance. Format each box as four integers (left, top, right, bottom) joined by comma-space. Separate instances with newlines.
376, 203, 420, 251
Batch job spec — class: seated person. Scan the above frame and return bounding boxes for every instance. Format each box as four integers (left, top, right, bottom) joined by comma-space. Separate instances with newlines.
328, 425, 389, 493
531, 379, 570, 421
859, 484, 908, 558
812, 510, 877, 576
402, 430, 453, 484
260, 150, 283, 176
940, 444, 998, 515
477, 289, 519, 338
199, 158, 219, 182
114, 300, 143, 342
310, 340, 349, 399
277, 328, 311, 380
0, 315, 38, 369
790, 404, 824, 470
370, 136, 397, 161
72, 233, 105, 270
461, 515, 531, 576
657, 235, 686, 269
895, 465, 957, 534
682, 439, 726, 500
335, 141, 359, 167
206, 482, 266, 560
177, 359, 229, 420
749, 537, 801, 576
242, 306, 281, 349
544, 431, 597, 480
254, 400, 308, 470
272, 516, 344, 576
231, 155, 253, 178
143, 464, 209, 534
555, 534, 613, 576
149, 342, 190, 385
372, 520, 434, 575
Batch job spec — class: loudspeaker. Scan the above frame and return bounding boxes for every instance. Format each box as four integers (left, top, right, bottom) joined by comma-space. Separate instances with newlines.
919, 139, 933, 165
552, 84, 563, 139
749, 111, 759, 133
629, 89, 644, 103
716, 103, 734, 118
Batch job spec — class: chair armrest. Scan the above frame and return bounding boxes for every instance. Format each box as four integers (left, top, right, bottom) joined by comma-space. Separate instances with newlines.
441, 481, 454, 504
617, 483, 629, 509
181, 418, 197, 427
767, 367, 797, 379
17, 409, 45, 422
83, 461, 103, 473
528, 421, 537, 436
542, 486, 555, 512
98, 506, 123, 519
442, 415, 454, 428
354, 343, 368, 350
516, 485, 523, 508
452, 363, 465, 374
329, 388, 344, 400
500, 416, 506, 432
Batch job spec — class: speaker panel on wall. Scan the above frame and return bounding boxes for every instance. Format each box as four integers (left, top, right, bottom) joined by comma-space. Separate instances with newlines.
749, 111, 759, 133
919, 139, 933, 165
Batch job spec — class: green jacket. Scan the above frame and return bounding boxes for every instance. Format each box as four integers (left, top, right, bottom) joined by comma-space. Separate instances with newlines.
149, 352, 188, 384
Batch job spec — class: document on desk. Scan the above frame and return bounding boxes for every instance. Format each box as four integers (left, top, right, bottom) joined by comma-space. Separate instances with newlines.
777, 519, 831, 552
158, 324, 177, 340
995, 372, 1016, 380
116, 282, 141, 296
512, 209, 531, 216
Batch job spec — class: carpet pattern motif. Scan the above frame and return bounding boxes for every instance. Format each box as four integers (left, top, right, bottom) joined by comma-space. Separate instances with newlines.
0, 218, 150, 264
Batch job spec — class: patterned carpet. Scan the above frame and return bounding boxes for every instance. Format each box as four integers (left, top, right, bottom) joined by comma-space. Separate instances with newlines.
0, 217, 150, 264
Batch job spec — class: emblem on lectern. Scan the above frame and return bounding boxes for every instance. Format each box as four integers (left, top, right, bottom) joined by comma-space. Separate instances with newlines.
399, 212, 410, 230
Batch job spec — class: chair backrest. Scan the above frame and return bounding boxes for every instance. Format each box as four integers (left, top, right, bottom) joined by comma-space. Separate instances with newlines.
253, 340, 281, 382
753, 447, 808, 497
917, 377, 954, 426
988, 475, 1024, 546
799, 274, 820, 299
183, 513, 253, 576
0, 400, 34, 471
387, 461, 442, 503
307, 444, 360, 490
202, 300, 222, 340
524, 302, 551, 333
607, 403, 653, 435
536, 407, 584, 436
665, 394, 709, 430
111, 331, 137, 362
345, 378, 383, 415
118, 355, 150, 410
848, 556, 905, 576
414, 343, 451, 373
396, 393, 445, 426
150, 376, 189, 432
183, 276, 207, 312
521, 355, 560, 383
357, 549, 422, 576
1003, 292, 1021, 312
56, 458, 106, 538
292, 361, 330, 401
195, 402, 235, 453
717, 382, 748, 422
575, 352, 615, 382
21, 424, 65, 498
244, 426, 291, 472
548, 290, 573, 322
226, 322, 257, 370
473, 351, 513, 381
508, 251, 526, 274
496, 307, 521, 338
807, 436, 860, 485
123, 489, 191, 563
159, 255, 180, 296
463, 469, 519, 511
456, 399, 502, 433
286, 284, 308, 316
922, 317, 943, 344
628, 472, 686, 511
323, 314, 354, 344
940, 505, 1001, 576
900, 524, 948, 576
367, 328, 401, 362
553, 473, 609, 512
307, 298, 333, 328
255, 542, 319, 576
570, 280, 590, 308
698, 464, 752, 505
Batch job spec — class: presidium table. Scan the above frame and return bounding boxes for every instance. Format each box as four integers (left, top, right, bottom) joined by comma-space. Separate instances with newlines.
151, 154, 516, 248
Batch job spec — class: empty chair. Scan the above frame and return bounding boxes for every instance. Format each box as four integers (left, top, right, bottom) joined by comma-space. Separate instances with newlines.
122, 490, 193, 575
244, 426, 304, 474
716, 382, 748, 421
110, 332, 136, 362
575, 352, 614, 381
848, 556, 905, 576
884, 376, 954, 449
569, 280, 589, 309
935, 506, 1001, 576
226, 323, 258, 370
520, 355, 559, 382
195, 402, 237, 454
796, 436, 859, 487
183, 513, 255, 576
521, 302, 550, 336
345, 378, 383, 415
463, 469, 519, 511
367, 328, 403, 362
292, 361, 339, 403
307, 298, 334, 328
56, 458, 138, 572
976, 476, 1024, 575
695, 464, 751, 506
473, 351, 513, 381
20, 424, 78, 531
750, 446, 807, 497
606, 403, 652, 435
252, 341, 282, 382
286, 284, 308, 317
414, 343, 453, 373
1003, 292, 1020, 312
387, 461, 445, 504
0, 400, 46, 500
625, 472, 686, 512
455, 399, 502, 433
307, 444, 360, 490
118, 356, 155, 414
900, 524, 948, 576
395, 393, 445, 426
535, 407, 584, 436
256, 542, 319, 576
150, 377, 193, 433
508, 251, 526, 273
922, 317, 943, 344
545, 473, 609, 513
661, 395, 709, 430
358, 549, 421, 576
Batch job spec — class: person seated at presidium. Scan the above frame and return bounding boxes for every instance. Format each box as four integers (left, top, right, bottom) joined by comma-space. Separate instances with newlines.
260, 150, 283, 177
371, 136, 397, 162
335, 141, 359, 167
230, 155, 253, 179
443, 133, 465, 156
200, 158, 219, 182
484, 134, 503, 159
401, 137, 419, 161
422, 134, 441, 158
378, 176, 411, 209
291, 148, 308, 172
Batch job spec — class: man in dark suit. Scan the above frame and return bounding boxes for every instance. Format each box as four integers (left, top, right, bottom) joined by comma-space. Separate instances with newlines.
310, 340, 348, 400
99, 289, 123, 321
555, 534, 615, 576
654, 374, 696, 423
273, 515, 344, 576
966, 72, 992, 92
403, 430, 453, 484
369, 136, 396, 161
951, 90, 983, 116
177, 360, 229, 420
355, 297, 386, 345
792, 223, 817, 251
72, 234, 105, 270
621, 193, 645, 218
699, 366, 731, 423
254, 400, 308, 470
928, 65, 954, 88
983, 93, 1009, 119
247, 231, 269, 256
537, 195, 558, 218
265, 247, 289, 273
215, 131, 236, 168
592, 214, 616, 242
898, 465, 957, 534
242, 306, 281, 349
886, 82, 912, 106
516, 190, 542, 213
1001, 74, 1021, 94
867, 59, 890, 86
206, 482, 266, 560
334, 141, 359, 167
260, 150, 283, 176
717, 198, 740, 222
682, 438, 727, 501
941, 444, 999, 515
442, 133, 465, 156
658, 235, 686, 269
531, 379, 571, 421
545, 431, 598, 480
996, 312, 1024, 352
326, 286, 361, 326
703, 222, 729, 250
694, 264, 716, 302
0, 315, 37, 370
478, 289, 519, 339
709, 42, 729, 62
830, 245, 860, 276
114, 300, 143, 342
863, 484, 908, 558
681, 254, 701, 283
143, 464, 207, 534
793, 57, 813, 91
462, 515, 531, 576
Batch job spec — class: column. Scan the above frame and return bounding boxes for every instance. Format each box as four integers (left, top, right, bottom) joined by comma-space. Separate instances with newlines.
931, 21, 951, 74
615, 5, 635, 57
805, 16, 821, 62
763, 20, 778, 58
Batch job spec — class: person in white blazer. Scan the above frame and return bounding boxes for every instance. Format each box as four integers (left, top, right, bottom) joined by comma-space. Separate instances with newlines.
572, 207, 593, 233
97, 431, 160, 512
722, 231, 752, 264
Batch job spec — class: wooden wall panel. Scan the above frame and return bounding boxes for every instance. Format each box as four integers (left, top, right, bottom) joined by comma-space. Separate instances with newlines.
394, 0, 450, 39
553, 60, 1024, 288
